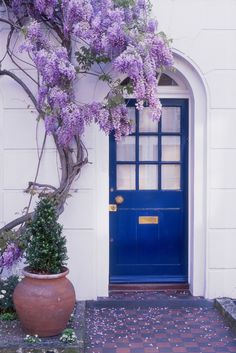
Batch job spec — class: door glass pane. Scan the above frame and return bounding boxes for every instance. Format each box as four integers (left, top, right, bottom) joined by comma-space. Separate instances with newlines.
117, 165, 136, 190
139, 108, 159, 132
162, 136, 180, 161
139, 136, 158, 161
162, 165, 180, 190
117, 136, 135, 161
162, 107, 181, 133
139, 165, 158, 190
127, 107, 136, 133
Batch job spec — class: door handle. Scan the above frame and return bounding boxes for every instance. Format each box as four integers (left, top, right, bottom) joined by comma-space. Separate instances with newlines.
115, 195, 124, 204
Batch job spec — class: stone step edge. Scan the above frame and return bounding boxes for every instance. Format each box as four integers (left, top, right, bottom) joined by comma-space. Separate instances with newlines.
86, 298, 213, 309
215, 298, 236, 334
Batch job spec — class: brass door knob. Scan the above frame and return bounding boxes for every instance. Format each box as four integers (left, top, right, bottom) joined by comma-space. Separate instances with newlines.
115, 195, 124, 204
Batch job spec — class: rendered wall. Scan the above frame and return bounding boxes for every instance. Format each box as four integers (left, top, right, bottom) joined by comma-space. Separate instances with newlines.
0, 0, 236, 300
156, 0, 236, 298
0, 21, 109, 300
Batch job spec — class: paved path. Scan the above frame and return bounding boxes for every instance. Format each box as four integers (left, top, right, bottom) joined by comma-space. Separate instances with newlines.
85, 291, 236, 353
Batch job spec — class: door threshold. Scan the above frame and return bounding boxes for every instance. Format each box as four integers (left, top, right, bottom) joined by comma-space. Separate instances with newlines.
109, 283, 189, 292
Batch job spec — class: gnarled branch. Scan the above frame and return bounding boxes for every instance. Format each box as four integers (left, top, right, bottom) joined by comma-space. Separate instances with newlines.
0, 69, 38, 110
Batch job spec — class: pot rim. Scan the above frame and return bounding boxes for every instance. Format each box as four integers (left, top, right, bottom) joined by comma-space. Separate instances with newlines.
22, 266, 69, 280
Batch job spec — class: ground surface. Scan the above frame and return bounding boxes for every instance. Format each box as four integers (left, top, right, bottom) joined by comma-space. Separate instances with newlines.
85, 291, 236, 353
0, 301, 85, 353
0, 291, 235, 353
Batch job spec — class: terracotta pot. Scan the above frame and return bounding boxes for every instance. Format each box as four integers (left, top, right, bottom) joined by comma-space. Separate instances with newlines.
13, 267, 76, 337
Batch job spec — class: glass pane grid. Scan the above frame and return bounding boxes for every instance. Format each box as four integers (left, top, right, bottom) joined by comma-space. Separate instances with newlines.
139, 136, 158, 162
139, 165, 158, 190
161, 164, 181, 190
115, 104, 183, 191
161, 107, 181, 133
139, 108, 159, 132
117, 164, 136, 190
162, 136, 181, 162
116, 136, 136, 162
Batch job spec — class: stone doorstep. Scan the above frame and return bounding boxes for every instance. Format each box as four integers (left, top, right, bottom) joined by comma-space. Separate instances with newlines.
215, 298, 236, 333
86, 298, 214, 309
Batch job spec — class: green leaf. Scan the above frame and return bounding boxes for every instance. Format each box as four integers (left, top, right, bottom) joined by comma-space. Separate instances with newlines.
113, 0, 135, 8
99, 74, 112, 83
107, 94, 124, 108
75, 47, 111, 72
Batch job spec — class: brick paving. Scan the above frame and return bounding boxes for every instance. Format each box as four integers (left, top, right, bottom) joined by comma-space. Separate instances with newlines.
85, 291, 236, 353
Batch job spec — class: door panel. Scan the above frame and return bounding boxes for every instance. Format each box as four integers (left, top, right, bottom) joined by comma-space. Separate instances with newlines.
109, 99, 188, 283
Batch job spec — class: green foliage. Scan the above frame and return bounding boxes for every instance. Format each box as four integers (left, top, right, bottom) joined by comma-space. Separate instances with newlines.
99, 73, 112, 83
75, 47, 111, 72
0, 231, 17, 253
0, 312, 17, 321
122, 81, 134, 95
24, 197, 68, 274
114, 0, 135, 7
60, 328, 77, 343
0, 275, 19, 313
106, 93, 124, 108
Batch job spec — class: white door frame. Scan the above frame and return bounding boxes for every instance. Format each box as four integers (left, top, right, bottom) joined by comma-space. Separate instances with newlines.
95, 49, 209, 298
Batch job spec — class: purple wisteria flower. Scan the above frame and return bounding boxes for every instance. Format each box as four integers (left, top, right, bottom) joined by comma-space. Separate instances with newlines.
35, 0, 58, 19
0, 243, 22, 269
16, 0, 173, 145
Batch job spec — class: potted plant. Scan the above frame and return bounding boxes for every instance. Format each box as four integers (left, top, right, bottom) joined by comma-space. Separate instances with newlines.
13, 197, 75, 337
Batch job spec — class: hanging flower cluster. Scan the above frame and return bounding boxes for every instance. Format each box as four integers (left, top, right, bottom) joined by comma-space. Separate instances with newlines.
0, 243, 22, 269
11, 0, 173, 145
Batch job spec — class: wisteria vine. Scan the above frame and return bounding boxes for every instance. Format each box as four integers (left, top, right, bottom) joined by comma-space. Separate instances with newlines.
0, 0, 173, 270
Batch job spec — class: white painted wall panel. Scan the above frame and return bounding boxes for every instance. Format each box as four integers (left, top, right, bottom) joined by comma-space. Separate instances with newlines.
59, 190, 95, 229
0, 70, 37, 109
72, 150, 95, 190
94, 129, 109, 298
209, 190, 236, 229
210, 149, 236, 189
210, 110, 236, 149
0, 26, 9, 60
205, 70, 236, 109
155, 0, 208, 37
0, 192, 3, 222
3, 149, 60, 190
3, 190, 37, 224
209, 230, 236, 269
66, 230, 96, 300
200, 0, 236, 29
3, 109, 55, 150
0, 152, 3, 189
190, 30, 236, 72
207, 269, 236, 299
81, 126, 96, 149
156, 0, 236, 32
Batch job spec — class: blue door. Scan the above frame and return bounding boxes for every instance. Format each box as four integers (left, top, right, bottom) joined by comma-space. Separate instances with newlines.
109, 99, 188, 283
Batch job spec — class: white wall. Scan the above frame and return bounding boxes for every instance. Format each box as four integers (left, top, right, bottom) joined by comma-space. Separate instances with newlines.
1, 0, 236, 299
156, 0, 236, 299
0, 20, 109, 300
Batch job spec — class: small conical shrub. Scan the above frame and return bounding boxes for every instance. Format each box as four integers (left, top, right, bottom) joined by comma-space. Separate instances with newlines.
25, 197, 68, 274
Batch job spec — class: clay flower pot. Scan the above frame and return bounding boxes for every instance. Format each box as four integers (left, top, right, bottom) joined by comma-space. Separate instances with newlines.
13, 267, 76, 337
